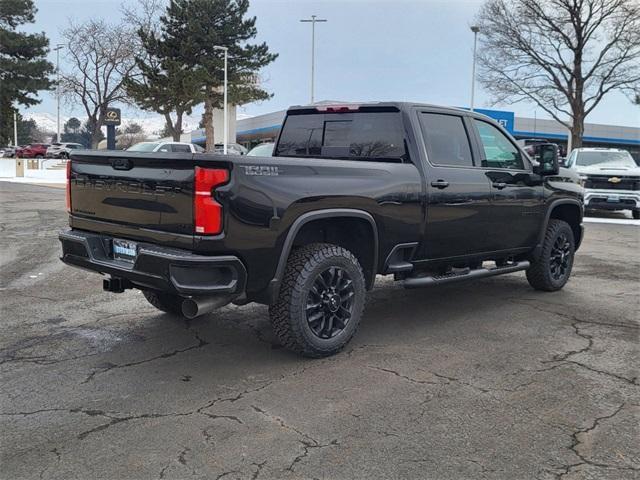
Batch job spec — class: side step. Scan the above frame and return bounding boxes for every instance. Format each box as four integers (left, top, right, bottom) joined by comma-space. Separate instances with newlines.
403, 260, 530, 289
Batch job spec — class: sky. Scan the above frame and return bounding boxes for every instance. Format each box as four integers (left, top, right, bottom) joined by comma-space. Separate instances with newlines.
22, 0, 640, 128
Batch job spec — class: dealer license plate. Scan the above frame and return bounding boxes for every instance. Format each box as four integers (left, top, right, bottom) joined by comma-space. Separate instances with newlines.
607, 195, 620, 203
112, 238, 137, 263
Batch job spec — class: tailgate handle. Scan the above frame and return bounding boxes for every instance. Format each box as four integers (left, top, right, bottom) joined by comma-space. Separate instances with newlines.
112, 158, 133, 170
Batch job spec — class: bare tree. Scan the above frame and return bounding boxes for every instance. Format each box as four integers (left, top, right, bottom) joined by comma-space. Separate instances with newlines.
476, 0, 640, 149
60, 20, 137, 148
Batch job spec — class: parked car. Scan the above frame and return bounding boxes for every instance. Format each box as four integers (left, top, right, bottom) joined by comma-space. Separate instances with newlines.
247, 142, 275, 157
60, 102, 583, 357
565, 148, 640, 219
46, 142, 84, 159
18, 143, 50, 159
0, 146, 17, 158
126, 141, 204, 153
213, 143, 248, 155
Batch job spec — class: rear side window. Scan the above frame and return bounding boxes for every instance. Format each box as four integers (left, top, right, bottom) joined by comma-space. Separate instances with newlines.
275, 111, 407, 162
419, 113, 473, 167
171, 144, 192, 153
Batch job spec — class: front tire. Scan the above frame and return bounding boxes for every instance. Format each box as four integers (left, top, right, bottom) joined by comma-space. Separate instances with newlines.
142, 290, 185, 316
633, 210, 640, 220
526, 219, 575, 291
269, 243, 366, 358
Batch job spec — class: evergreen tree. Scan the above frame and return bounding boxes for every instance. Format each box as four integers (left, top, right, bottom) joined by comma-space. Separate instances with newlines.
65, 117, 81, 134
131, 0, 277, 150
0, 0, 54, 145
124, 14, 202, 142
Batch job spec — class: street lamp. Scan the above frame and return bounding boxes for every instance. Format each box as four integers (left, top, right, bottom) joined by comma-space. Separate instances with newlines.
470, 26, 480, 111
53, 44, 65, 143
300, 15, 327, 104
213, 45, 228, 155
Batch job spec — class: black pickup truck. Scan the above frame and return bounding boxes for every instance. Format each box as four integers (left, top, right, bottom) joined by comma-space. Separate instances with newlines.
60, 102, 584, 357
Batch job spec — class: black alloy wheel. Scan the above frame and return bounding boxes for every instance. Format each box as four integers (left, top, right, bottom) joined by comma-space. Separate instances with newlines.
305, 266, 355, 339
526, 219, 575, 291
549, 233, 571, 281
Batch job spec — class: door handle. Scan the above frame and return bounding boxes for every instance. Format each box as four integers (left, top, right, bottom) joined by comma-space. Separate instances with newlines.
430, 180, 449, 189
492, 182, 507, 190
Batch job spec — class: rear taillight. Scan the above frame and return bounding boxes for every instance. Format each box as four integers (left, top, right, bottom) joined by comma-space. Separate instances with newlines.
66, 160, 72, 213
194, 167, 229, 235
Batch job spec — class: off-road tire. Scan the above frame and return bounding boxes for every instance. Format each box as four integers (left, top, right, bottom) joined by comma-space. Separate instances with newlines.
526, 219, 575, 291
633, 210, 640, 220
142, 290, 185, 315
269, 243, 366, 358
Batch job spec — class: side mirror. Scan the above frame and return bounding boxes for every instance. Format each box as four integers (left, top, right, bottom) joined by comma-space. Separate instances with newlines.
530, 143, 559, 176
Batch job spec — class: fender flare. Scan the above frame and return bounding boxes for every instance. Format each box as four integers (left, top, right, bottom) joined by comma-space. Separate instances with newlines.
266, 208, 379, 303
537, 198, 584, 252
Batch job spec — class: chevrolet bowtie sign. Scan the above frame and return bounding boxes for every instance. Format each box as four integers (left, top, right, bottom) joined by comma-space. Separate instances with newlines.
104, 108, 121, 126
608, 177, 622, 184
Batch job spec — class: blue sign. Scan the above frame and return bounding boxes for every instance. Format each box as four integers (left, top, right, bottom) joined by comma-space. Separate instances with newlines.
474, 108, 515, 133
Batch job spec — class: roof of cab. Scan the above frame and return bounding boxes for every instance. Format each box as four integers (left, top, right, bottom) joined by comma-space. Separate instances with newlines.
286, 101, 495, 121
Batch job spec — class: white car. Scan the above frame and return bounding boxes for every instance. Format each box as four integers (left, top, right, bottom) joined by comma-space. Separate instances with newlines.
46, 142, 84, 159
127, 141, 204, 153
565, 148, 640, 219
247, 142, 274, 157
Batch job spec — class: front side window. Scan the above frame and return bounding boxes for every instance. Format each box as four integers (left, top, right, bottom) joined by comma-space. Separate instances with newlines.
128, 142, 159, 152
275, 111, 407, 162
474, 120, 524, 170
419, 113, 473, 167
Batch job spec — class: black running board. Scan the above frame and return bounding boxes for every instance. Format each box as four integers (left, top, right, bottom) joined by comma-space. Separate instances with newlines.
403, 260, 530, 289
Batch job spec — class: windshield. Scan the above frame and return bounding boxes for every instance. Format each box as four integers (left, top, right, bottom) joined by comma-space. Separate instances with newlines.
275, 110, 407, 162
576, 151, 636, 167
248, 143, 274, 156
127, 142, 159, 152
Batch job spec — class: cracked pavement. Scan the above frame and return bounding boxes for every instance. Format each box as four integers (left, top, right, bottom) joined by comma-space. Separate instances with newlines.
1, 182, 639, 480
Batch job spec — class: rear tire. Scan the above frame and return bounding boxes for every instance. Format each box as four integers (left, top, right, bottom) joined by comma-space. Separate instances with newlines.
142, 290, 185, 316
526, 219, 575, 291
269, 243, 366, 358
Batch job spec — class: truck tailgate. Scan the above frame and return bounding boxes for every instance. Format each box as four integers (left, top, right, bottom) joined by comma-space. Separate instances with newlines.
69, 151, 197, 235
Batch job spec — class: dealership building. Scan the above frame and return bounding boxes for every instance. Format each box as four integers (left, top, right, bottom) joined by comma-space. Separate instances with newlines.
192, 104, 639, 162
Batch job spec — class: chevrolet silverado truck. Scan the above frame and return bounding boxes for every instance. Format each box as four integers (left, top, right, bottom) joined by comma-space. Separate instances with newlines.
565, 147, 640, 219
59, 102, 584, 357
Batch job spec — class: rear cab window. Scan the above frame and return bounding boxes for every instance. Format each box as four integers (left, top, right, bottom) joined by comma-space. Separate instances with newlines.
275, 107, 408, 163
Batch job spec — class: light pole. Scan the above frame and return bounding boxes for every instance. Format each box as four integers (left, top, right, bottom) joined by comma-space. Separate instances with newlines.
470, 25, 480, 111
14, 110, 18, 147
213, 45, 228, 154
300, 15, 327, 104
53, 44, 65, 143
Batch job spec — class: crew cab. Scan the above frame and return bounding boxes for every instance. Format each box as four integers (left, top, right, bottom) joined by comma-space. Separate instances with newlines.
59, 102, 584, 357
565, 148, 640, 219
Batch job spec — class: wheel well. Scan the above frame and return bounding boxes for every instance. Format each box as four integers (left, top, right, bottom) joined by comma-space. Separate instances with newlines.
292, 217, 377, 288
549, 204, 582, 246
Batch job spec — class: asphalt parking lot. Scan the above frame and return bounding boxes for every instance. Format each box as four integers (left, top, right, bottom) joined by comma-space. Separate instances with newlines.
1, 182, 638, 480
